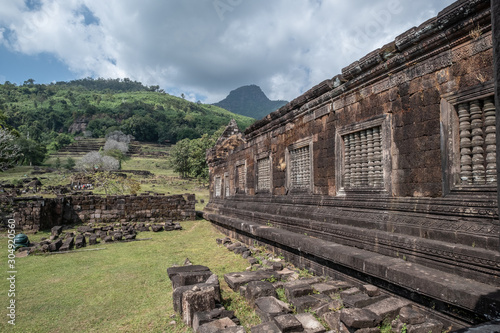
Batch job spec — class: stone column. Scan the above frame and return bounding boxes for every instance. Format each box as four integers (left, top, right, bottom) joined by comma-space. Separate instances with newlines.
492, 0, 500, 248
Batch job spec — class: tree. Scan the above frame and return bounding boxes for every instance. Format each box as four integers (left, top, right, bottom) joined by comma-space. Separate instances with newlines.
76, 151, 119, 172
168, 138, 192, 178
15, 137, 46, 166
0, 128, 21, 171
64, 157, 76, 170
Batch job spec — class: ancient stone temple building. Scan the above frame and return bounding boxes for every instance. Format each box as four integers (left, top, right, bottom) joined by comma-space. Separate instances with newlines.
205, 0, 500, 327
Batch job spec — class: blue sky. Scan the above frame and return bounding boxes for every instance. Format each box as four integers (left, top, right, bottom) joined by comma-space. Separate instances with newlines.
0, 0, 456, 103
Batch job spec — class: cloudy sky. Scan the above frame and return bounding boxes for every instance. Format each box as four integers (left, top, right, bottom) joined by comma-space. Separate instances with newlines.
0, 0, 456, 103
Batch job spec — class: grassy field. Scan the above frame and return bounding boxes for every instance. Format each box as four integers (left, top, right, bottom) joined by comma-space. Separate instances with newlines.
0, 220, 259, 333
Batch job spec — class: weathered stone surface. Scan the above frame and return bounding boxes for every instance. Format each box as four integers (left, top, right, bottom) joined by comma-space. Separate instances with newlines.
340, 308, 381, 329
51, 225, 63, 236
285, 283, 314, 300
398, 306, 425, 325
48, 239, 63, 252
354, 328, 380, 333
322, 312, 342, 333
224, 271, 280, 291
167, 265, 211, 280
254, 296, 292, 322
245, 281, 277, 305
192, 308, 237, 332
197, 317, 236, 333
171, 270, 214, 289
273, 314, 303, 333
340, 287, 361, 298
290, 294, 331, 313
172, 283, 221, 314
295, 313, 326, 333
226, 242, 242, 251
363, 297, 411, 321
250, 322, 281, 333
75, 234, 86, 249
407, 319, 443, 333
151, 224, 164, 232
113, 232, 122, 241
102, 235, 113, 243
343, 294, 388, 309
362, 285, 380, 297
312, 299, 344, 316
124, 234, 136, 240
312, 283, 341, 297
89, 235, 98, 245
181, 286, 216, 326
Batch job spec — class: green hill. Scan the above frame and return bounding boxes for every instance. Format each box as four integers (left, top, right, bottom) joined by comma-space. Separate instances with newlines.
213, 85, 288, 120
0, 78, 255, 147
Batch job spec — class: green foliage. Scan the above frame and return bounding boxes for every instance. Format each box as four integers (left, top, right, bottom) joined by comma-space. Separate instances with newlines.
64, 157, 76, 170
168, 127, 224, 181
55, 157, 61, 169
0, 128, 21, 171
276, 287, 287, 303
0, 79, 255, 152
15, 137, 47, 166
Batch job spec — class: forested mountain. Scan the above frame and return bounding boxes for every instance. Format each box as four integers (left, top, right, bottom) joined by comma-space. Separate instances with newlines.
213, 85, 288, 120
0, 78, 255, 149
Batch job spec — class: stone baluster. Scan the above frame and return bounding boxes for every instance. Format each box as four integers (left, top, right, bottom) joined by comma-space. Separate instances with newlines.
458, 103, 473, 185
483, 97, 497, 184
366, 128, 375, 187
470, 100, 485, 184
344, 134, 351, 188
353, 132, 362, 187
360, 130, 368, 186
372, 127, 382, 187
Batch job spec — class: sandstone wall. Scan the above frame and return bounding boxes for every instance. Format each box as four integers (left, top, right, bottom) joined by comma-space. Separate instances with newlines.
0, 193, 196, 231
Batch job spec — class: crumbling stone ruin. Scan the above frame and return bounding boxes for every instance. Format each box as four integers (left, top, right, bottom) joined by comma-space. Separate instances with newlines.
1, 193, 195, 232
19, 221, 182, 254
205, 0, 500, 329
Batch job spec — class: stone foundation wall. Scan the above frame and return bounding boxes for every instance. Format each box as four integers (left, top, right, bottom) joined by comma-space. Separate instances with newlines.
0, 193, 196, 231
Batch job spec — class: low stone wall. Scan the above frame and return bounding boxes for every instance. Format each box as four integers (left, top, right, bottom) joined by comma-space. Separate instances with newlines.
0, 193, 196, 231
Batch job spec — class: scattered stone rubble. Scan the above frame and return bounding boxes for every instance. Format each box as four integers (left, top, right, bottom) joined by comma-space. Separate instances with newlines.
18, 221, 182, 255
218, 237, 443, 333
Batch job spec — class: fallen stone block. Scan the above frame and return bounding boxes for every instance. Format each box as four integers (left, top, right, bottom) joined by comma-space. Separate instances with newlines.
363, 297, 412, 322
233, 246, 249, 255
181, 286, 216, 326
322, 312, 343, 332
192, 308, 237, 332
295, 313, 326, 333
75, 235, 86, 249
273, 314, 303, 333
151, 225, 164, 232
48, 239, 63, 252
124, 234, 136, 240
354, 328, 381, 333
362, 285, 380, 297
325, 280, 353, 292
171, 270, 214, 289
173, 283, 221, 314
285, 283, 314, 300
290, 294, 331, 313
245, 281, 276, 306
51, 225, 63, 236
399, 306, 426, 325
242, 251, 251, 259
312, 283, 342, 298
167, 265, 211, 280
89, 235, 98, 245
113, 232, 123, 241
197, 316, 236, 333
340, 287, 361, 298
272, 262, 284, 271
254, 296, 292, 322
227, 242, 242, 251
224, 271, 281, 291
312, 299, 344, 316
340, 308, 381, 329
103, 235, 113, 243
250, 322, 281, 333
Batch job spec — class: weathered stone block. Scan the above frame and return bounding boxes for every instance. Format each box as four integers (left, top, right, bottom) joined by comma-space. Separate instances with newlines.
167, 265, 211, 280
192, 308, 237, 332
362, 285, 380, 297
340, 287, 361, 298
74, 234, 86, 249
51, 226, 63, 236
273, 314, 303, 333
254, 296, 292, 322
284, 283, 314, 300
363, 297, 411, 322
89, 235, 98, 245
295, 313, 326, 333
245, 281, 276, 306
407, 319, 443, 333
250, 322, 281, 333
197, 317, 236, 333
312, 283, 341, 297
290, 294, 331, 313
224, 271, 281, 291
171, 270, 214, 289
399, 306, 425, 325
181, 286, 216, 326
340, 308, 381, 329
48, 239, 63, 252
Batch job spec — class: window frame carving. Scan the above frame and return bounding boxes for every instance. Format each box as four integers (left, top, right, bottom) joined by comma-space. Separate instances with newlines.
335, 115, 392, 196
441, 81, 496, 196
285, 137, 314, 194
255, 152, 272, 194
214, 175, 222, 198
235, 160, 247, 194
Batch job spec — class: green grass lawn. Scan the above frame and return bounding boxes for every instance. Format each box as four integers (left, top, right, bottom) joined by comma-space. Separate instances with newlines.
0, 220, 258, 333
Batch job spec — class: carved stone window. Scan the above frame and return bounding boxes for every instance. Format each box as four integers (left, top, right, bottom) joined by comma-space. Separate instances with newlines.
336, 115, 391, 195
235, 161, 246, 194
343, 126, 383, 189
224, 173, 229, 197
257, 156, 271, 192
215, 176, 221, 198
441, 83, 497, 194
286, 138, 313, 192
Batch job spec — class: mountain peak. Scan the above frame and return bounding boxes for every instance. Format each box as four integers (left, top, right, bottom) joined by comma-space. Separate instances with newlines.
213, 85, 288, 120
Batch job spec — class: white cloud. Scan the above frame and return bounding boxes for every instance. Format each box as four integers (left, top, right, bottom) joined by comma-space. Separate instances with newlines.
0, 0, 456, 103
